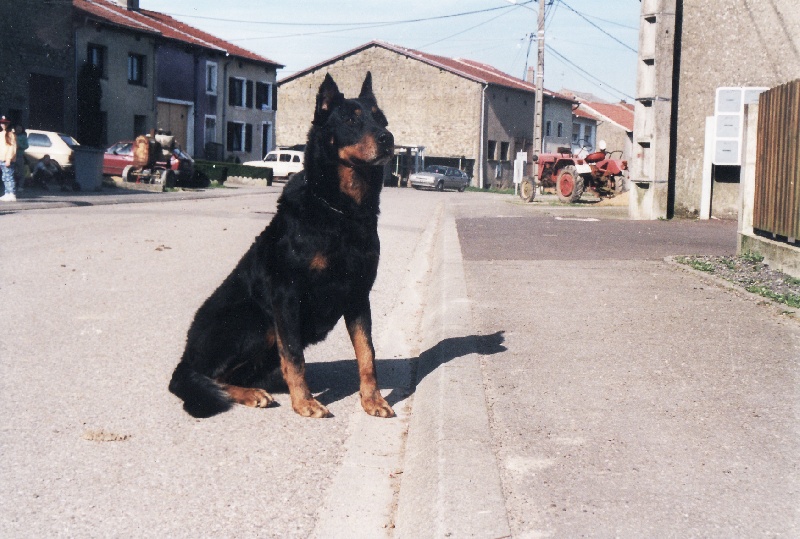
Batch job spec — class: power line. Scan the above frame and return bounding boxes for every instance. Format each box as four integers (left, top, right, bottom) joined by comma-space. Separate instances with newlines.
545, 44, 635, 100
557, 0, 637, 53
418, 5, 522, 49
162, 4, 527, 27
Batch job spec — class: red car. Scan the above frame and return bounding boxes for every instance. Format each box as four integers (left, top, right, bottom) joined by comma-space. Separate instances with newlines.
103, 140, 195, 183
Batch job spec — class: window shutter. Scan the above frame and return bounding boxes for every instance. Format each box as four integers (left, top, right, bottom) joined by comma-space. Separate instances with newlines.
228, 78, 236, 106
246, 80, 254, 108
272, 84, 278, 111
245, 123, 252, 152
226, 122, 235, 151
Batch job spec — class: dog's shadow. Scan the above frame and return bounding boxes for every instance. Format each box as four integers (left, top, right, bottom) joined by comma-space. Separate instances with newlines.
305, 331, 506, 409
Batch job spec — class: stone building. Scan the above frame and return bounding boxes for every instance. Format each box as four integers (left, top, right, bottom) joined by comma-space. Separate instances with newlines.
277, 41, 576, 188
630, 0, 800, 219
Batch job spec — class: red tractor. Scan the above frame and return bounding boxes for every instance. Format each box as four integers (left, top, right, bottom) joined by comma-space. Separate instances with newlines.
519, 141, 628, 203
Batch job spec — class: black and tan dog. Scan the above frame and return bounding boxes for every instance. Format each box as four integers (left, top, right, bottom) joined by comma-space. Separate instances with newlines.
169, 72, 395, 419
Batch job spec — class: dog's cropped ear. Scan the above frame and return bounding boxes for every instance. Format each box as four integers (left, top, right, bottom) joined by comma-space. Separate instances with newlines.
314, 73, 343, 125
359, 72, 377, 105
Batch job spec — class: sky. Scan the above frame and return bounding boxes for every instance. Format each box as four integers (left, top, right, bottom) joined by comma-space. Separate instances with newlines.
138, 0, 641, 103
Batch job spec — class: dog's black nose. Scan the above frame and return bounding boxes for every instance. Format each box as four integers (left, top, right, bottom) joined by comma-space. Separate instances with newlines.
377, 131, 393, 148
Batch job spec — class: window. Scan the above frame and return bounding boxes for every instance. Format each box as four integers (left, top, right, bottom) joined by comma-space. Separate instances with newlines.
133, 115, 147, 137
572, 123, 581, 144
27, 133, 52, 147
557, 122, 563, 138
229, 77, 245, 107
487, 140, 497, 160
128, 53, 146, 85
226, 121, 252, 152
256, 82, 273, 110
500, 141, 510, 161
228, 78, 254, 108
585, 124, 593, 143
206, 62, 218, 95
545, 121, 552, 137
87, 44, 106, 78
205, 116, 217, 143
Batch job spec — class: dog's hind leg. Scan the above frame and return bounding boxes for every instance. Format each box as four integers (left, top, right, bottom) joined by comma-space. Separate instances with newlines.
345, 301, 395, 418
218, 384, 274, 408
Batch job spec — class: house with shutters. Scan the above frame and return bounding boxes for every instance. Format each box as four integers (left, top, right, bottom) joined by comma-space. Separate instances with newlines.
3, 0, 282, 162
73, 0, 282, 162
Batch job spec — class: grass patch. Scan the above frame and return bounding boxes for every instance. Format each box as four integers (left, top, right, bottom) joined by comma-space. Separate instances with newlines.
687, 260, 715, 273
745, 286, 800, 309
466, 186, 516, 195
741, 251, 765, 263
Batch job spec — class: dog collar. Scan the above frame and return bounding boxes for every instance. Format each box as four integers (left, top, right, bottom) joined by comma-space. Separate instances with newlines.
311, 191, 345, 216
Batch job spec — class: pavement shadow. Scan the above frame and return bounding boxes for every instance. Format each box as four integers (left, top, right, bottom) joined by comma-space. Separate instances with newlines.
306, 331, 506, 409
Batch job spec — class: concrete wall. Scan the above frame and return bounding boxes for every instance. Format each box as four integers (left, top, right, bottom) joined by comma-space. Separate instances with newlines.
673, 0, 800, 218
0, 0, 74, 132
75, 23, 157, 146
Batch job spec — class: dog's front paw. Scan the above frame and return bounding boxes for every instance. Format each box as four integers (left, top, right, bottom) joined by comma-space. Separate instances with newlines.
361, 392, 395, 418
292, 398, 331, 418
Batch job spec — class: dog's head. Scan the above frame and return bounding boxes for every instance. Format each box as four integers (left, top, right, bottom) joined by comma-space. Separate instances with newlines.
312, 72, 394, 168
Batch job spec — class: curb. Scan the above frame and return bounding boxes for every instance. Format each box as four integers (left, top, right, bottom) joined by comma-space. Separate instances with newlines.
394, 204, 511, 538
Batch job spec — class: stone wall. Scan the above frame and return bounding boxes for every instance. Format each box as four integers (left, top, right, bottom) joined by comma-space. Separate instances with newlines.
277, 46, 482, 159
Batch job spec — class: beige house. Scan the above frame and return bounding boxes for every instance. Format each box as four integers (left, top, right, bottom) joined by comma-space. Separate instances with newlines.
277, 41, 576, 187
631, 0, 800, 219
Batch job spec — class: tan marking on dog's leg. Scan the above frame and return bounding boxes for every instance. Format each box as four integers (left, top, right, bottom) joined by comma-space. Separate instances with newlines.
219, 384, 274, 408
349, 323, 395, 418
266, 328, 276, 349
276, 333, 330, 418
309, 252, 328, 271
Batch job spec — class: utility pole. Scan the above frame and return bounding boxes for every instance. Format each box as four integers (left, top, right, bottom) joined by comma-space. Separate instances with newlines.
532, 0, 546, 158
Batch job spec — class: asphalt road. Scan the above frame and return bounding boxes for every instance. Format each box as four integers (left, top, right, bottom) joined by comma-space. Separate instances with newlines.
0, 187, 442, 537
1, 186, 798, 537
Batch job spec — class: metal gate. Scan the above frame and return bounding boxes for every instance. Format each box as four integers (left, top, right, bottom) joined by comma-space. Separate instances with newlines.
754, 80, 800, 240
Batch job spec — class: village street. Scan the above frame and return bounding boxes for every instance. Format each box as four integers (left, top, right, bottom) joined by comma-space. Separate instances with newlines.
0, 186, 798, 537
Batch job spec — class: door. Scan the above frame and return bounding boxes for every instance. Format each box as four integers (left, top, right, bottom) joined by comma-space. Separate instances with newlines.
157, 101, 190, 152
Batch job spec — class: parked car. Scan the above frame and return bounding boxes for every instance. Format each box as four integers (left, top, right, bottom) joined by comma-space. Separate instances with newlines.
409, 165, 469, 192
103, 140, 195, 185
243, 149, 304, 179
24, 129, 80, 173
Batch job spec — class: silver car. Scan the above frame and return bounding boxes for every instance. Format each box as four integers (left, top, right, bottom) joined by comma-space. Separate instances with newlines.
410, 165, 469, 192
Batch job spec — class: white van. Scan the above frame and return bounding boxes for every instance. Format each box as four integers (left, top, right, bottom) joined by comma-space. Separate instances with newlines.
243, 149, 303, 179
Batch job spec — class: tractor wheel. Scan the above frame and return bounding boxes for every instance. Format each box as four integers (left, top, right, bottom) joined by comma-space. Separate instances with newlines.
121, 165, 135, 183
556, 165, 585, 203
436, 180, 444, 192
519, 179, 536, 202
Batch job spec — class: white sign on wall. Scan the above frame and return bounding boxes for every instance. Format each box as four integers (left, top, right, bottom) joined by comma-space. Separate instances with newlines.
713, 86, 768, 165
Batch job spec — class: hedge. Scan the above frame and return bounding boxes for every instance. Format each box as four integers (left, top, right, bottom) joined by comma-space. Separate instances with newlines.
194, 160, 274, 183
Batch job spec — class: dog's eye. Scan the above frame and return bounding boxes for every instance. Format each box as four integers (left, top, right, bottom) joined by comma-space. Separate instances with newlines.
346, 116, 356, 126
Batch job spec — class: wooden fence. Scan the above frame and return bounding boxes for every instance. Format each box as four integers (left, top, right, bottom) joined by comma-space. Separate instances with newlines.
754, 79, 800, 240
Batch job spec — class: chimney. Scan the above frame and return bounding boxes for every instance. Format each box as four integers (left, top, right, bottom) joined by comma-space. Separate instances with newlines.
127, 0, 139, 10
526, 66, 535, 85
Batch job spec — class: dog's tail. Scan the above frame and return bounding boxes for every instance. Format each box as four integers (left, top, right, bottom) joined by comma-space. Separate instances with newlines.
168, 362, 232, 418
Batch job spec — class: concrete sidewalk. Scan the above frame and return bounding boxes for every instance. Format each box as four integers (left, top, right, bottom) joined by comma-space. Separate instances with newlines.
0, 184, 274, 212
418, 194, 799, 537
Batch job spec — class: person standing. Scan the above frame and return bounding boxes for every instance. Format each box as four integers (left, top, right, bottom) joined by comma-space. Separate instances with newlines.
0, 116, 17, 202
14, 125, 28, 191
